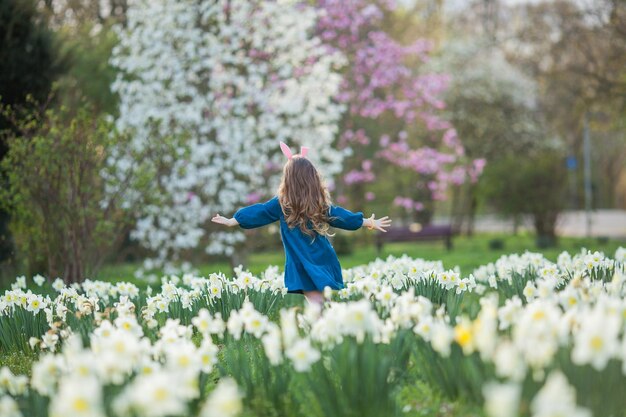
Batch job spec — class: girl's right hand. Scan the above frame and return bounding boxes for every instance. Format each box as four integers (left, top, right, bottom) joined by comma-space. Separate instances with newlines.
211, 214, 238, 227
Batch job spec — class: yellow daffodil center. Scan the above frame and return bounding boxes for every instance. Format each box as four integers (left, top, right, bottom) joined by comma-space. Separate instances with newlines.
154, 388, 168, 401
590, 336, 603, 351
532, 311, 545, 321
72, 398, 89, 412
454, 325, 472, 347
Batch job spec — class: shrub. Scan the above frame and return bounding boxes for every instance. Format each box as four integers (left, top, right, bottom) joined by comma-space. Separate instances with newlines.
488, 238, 505, 250
0, 100, 153, 282
481, 149, 568, 247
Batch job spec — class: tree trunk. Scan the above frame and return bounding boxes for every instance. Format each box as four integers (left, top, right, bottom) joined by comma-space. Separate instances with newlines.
512, 214, 520, 235
64, 258, 84, 284
466, 189, 478, 236
450, 185, 464, 233
533, 212, 558, 247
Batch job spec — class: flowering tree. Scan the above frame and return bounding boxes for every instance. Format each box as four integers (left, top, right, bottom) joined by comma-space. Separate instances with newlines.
109, 0, 345, 272
317, 0, 484, 223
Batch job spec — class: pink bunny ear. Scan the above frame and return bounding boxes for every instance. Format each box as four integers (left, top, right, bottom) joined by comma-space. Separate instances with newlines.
279, 142, 293, 160
300, 146, 309, 158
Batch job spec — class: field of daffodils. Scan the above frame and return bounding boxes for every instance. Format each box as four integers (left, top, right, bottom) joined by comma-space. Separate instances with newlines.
1, 248, 626, 417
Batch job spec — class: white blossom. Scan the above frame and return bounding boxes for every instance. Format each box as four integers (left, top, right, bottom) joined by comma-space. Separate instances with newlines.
109, 0, 346, 269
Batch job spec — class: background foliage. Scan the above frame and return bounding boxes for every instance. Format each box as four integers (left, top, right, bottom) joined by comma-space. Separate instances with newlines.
0, 0, 624, 283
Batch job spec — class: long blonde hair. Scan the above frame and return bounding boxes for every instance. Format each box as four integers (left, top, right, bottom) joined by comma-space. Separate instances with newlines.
278, 157, 333, 238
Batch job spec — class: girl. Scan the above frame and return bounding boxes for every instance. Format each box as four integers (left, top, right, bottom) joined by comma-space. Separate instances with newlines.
211, 142, 391, 305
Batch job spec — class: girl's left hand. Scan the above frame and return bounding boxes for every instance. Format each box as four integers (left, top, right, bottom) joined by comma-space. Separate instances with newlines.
211, 214, 238, 227
367, 214, 392, 232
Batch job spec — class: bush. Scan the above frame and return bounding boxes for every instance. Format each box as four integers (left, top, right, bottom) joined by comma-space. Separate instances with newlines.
332, 233, 354, 256
488, 238, 505, 250
0, 100, 153, 282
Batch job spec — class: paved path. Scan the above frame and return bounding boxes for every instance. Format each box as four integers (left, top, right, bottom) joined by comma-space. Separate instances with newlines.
471, 210, 626, 239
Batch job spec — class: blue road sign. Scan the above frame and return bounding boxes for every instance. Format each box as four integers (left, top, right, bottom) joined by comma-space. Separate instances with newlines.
566, 156, 578, 170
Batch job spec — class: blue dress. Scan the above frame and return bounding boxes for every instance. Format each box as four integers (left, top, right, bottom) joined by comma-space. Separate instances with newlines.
234, 196, 363, 292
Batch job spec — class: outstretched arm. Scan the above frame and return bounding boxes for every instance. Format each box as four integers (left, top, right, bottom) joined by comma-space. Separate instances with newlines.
213, 197, 281, 229
362, 214, 392, 233
328, 205, 392, 232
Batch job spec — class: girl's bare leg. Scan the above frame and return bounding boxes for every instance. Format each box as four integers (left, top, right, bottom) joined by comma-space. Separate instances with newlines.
303, 290, 324, 306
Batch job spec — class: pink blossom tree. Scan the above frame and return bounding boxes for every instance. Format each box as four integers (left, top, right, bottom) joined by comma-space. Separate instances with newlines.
317, 0, 485, 224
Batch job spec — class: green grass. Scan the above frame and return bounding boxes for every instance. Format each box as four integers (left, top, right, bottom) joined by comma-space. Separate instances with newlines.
95, 232, 625, 284
0, 350, 36, 376
399, 380, 484, 417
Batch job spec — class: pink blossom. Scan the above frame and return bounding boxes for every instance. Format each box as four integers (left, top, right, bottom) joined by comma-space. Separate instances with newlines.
449, 167, 467, 186
265, 161, 280, 170
343, 169, 375, 185
468, 158, 487, 183
393, 196, 414, 210
246, 192, 262, 204
317, 0, 484, 211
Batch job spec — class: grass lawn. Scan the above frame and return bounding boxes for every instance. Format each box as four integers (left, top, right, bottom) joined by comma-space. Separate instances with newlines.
95, 232, 625, 284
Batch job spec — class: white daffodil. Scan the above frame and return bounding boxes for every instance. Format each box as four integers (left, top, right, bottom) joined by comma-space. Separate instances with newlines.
31, 353, 65, 395
483, 381, 521, 417
198, 338, 220, 373
430, 322, 454, 357
530, 371, 591, 417
285, 338, 320, 372
0, 396, 22, 417
49, 376, 105, 417
33, 274, 46, 286
261, 323, 283, 366
118, 371, 188, 417
493, 341, 526, 381
571, 308, 620, 371
114, 315, 144, 337
41, 332, 59, 352
164, 340, 201, 373
26, 295, 45, 314
200, 377, 243, 417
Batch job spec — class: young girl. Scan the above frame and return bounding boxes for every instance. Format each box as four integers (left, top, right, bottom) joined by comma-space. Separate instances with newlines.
211, 142, 391, 305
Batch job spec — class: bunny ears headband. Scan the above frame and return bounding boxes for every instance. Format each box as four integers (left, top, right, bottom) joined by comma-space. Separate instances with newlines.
280, 141, 309, 160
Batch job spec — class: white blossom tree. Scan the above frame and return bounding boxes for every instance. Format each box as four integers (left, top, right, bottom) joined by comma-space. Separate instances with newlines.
109, 0, 345, 273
